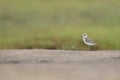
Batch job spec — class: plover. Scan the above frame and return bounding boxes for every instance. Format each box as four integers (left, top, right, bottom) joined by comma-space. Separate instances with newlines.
82, 33, 96, 50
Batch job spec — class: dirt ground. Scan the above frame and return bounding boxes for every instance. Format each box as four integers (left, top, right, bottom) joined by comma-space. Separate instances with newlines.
0, 49, 120, 80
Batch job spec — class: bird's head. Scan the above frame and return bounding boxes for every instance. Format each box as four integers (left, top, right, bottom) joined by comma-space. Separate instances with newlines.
82, 33, 88, 37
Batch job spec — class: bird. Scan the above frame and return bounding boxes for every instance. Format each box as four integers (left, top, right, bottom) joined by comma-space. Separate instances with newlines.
82, 33, 96, 50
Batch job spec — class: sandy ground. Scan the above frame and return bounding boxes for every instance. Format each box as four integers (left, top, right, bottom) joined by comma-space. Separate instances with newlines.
0, 49, 120, 80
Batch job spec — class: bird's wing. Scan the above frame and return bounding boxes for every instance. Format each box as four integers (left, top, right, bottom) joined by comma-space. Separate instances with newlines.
84, 37, 96, 44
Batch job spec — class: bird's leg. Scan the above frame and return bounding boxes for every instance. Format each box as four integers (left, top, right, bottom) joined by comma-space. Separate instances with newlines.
88, 45, 91, 51
88, 45, 90, 51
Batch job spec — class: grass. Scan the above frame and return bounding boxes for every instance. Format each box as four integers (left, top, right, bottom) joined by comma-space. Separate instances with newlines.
0, 26, 119, 50
0, 0, 120, 50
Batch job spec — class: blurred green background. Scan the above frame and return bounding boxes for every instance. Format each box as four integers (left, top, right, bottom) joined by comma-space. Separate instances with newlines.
0, 0, 120, 50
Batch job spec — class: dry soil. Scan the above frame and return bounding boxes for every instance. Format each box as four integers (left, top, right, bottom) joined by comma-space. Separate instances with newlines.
0, 49, 120, 80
